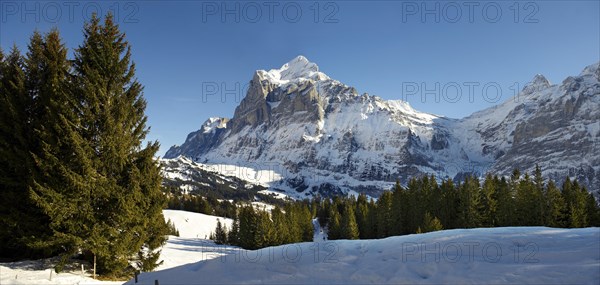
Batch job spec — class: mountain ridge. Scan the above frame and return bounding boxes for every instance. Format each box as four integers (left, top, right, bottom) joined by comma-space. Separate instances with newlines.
165, 56, 600, 198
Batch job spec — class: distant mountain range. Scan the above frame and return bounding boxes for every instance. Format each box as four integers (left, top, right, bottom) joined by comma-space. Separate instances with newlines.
163, 56, 600, 199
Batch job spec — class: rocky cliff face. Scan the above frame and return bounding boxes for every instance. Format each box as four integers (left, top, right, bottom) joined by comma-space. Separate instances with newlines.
473, 66, 600, 192
165, 56, 600, 198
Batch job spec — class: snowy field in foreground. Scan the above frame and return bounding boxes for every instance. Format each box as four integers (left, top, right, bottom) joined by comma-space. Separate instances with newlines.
2, 209, 599, 285
130, 226, 600, 285
0, 262, 123, 285
157, 210, 234, 270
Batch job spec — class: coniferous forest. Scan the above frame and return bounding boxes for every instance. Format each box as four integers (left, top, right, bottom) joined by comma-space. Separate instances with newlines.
0, 15, 167, 277
214, 166, 600, 250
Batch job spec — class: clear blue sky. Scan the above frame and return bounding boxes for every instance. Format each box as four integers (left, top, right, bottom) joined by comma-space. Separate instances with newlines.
2, 1, 599, 156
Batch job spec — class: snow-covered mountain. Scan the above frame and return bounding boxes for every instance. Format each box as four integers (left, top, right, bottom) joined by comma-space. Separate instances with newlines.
165, 56, 600, 198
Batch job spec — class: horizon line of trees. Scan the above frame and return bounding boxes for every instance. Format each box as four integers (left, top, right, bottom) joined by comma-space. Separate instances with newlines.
0, 14, 167, 277
165, 193, 238, 219
213, 166, 600, 249
319, 166, 599, 241
213, 203, 314, 250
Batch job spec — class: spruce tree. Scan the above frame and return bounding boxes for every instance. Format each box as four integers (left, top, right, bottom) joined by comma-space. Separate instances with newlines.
228, 213, 240, 245
405, 178, 422, 233
327, 205, 341, 240
68, 14, 167, 275
420, 212, 443, 233
284, 203, 303, 243
544, 180, 566, 227
495, 177, 515, 226
376, 191, 393, 237
457, 176, 481, 228
479, 174, 498, 227
585, 193, 600, 227
429, 176, 443, 222
355, 194, 371, 239
271, 206, 288, 244
560, 178, 575, 227
439, 179, 459, 230
26, 29, 97, 269
390, 182, 405, 235
366, 199, 378, 238
340, 204, 359, 239
166, 219, 179, 236
214, 219, 227, 244
238, 205, 258, 249
516, 172, 544, 226
533, 165, 546, 224
569, 183, 588, 227
298, 204, 314, 241
256, 210, 274, 247
317, 198, 331, 227
0, 46, 49, 258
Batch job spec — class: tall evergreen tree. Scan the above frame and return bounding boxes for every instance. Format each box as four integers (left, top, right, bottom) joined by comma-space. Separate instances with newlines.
480, 174, 498, 227
517, 172, 543, 226
390, 182, 406, 235
283, 203, 304, 243
366, 199, 378, 238
420, 212, 443, 233
238, 205, 259, 249
327, 204, 341, 240
585, 193, 600, 227
214, 219, 227, 244
228, 212, 240, 245
457, 176, 481, 228
560, 179, 587, 228
0, 46, 50, 258
299, 203, 314, 241
439, 179, 459, 229
64, 14, 167, 275
340, 204, 359, 239
255, 210, 274, 247
404, 178, 422, 233
495, 176, 515, 226
544, 180, 566, 227
376, 191, 393, 237
27, 30, 97, 269
568, 183, 588, 227
533, 165, 546, 225
355, 194, 371, 239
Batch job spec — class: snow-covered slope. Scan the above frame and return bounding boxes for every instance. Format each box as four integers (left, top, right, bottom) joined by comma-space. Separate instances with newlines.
128, 227, 600, 284
0, 210, 236, 285
158, 210, 234, 271
165, 56, 600, 197
160, 157, 292, 201
162, 209, 232, 240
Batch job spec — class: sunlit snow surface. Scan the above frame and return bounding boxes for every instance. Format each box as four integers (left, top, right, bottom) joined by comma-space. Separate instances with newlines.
129, 226, 599, 285
135, 211, 599, 285
3, 210, 599, 285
